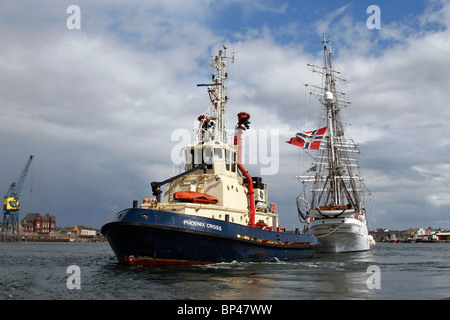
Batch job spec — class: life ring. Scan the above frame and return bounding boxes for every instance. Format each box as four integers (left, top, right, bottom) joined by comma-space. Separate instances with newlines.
270, 203, 276, 213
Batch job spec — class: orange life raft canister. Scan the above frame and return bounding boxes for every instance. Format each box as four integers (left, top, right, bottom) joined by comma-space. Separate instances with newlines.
173, 191, 219, 204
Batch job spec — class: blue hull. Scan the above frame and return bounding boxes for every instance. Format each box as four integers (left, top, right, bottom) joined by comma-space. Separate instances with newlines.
101, 208, 321, 266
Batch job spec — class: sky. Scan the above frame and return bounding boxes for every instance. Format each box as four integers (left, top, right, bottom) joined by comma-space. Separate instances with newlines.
1, 0, 449, 231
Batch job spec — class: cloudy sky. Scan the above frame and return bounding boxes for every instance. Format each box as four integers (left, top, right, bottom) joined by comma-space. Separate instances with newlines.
1, 0, 449, 231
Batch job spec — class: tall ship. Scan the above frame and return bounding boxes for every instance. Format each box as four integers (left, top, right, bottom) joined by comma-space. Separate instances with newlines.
287, 35, 375, 253
102, 47, 321, 266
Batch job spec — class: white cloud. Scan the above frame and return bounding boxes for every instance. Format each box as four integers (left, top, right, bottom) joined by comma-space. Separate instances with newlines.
0, 1, 220, 227
1, 0, 450, 230
414, 163, 450, 207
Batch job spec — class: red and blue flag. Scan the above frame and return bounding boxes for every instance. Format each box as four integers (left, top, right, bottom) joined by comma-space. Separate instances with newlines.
286, 126, 328, 150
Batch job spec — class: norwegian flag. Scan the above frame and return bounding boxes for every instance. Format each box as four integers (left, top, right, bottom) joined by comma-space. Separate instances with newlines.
286, 126, 328, 150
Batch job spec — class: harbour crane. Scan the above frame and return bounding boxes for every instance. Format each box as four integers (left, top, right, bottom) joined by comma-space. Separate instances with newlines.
1, 155, 34, 241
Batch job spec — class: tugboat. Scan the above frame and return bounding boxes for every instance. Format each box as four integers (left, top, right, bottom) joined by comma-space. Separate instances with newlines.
101, 47, 321, 266
287, 35, 375, 253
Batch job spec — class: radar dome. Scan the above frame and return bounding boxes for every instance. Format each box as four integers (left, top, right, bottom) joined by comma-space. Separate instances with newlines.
324, 91, 334, 103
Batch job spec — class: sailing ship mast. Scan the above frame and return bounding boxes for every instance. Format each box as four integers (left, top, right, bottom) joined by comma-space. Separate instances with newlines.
292, 34, 374, 252
300, 33, 365, 215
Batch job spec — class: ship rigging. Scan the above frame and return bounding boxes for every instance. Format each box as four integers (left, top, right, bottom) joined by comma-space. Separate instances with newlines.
288, 34, 375, 252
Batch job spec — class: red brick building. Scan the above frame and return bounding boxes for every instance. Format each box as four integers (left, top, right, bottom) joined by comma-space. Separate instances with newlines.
21, 213, 56, 233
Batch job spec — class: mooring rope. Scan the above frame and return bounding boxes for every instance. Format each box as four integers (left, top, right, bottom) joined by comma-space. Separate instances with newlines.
317, 220, 346, 238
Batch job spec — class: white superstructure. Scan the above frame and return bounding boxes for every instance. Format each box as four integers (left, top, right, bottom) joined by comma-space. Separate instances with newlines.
141, 47, 280, 231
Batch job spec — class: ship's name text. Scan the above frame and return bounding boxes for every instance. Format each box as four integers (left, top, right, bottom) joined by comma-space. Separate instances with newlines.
183, 219, 222, 231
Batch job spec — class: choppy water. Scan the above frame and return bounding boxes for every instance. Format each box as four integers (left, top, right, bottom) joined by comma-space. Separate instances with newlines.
0, 241, 449, 300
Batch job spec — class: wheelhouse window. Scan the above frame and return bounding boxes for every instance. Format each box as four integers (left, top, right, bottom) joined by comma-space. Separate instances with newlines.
214, 148, 223, 161
225, 149, 236, 172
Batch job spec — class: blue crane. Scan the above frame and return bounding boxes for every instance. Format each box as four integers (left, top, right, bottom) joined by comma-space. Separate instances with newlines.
1, 155, 34, 241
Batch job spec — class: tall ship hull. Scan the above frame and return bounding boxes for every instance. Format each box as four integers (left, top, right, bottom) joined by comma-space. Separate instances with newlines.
288, 34, 375, 253
102, 47, 321, 266
309, 217, 370, 253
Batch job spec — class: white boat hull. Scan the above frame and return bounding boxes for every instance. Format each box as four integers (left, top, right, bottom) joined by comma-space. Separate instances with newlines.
309, 217, 371, 253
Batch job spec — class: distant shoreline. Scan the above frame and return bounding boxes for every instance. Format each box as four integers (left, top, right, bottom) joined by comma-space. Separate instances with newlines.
1, 235, 106, 242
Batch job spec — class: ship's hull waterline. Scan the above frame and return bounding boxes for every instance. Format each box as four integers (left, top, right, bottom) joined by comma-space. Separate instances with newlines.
102, 208, 321, 266
309, 217, 370, 253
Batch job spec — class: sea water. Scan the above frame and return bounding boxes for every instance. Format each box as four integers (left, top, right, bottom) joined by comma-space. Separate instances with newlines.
0, 241, 449, 300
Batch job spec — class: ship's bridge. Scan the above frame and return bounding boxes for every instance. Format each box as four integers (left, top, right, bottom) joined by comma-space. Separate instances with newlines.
183, 140, 237, 176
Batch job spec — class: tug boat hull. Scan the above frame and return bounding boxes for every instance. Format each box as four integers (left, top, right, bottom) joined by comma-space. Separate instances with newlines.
102, 208, 321, 266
